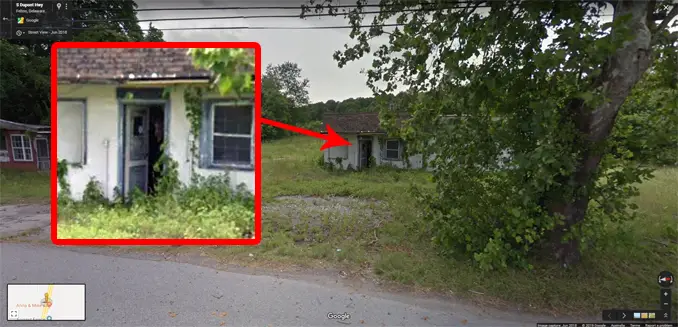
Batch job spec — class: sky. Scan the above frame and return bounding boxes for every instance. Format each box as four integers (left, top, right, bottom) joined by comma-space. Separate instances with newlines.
135, 1, 675, 104
136, 0, 385, 103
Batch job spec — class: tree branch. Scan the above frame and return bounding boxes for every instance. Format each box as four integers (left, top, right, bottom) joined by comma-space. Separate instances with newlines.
657, 4, 678, 32
646, 0, 657, 29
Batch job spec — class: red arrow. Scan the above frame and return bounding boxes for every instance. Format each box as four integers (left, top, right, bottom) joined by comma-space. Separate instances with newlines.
260, 118, 352, 150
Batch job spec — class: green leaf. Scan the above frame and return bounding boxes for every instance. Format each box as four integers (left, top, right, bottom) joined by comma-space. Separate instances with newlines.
217, 77, 233, 96
576, 91, 594, 103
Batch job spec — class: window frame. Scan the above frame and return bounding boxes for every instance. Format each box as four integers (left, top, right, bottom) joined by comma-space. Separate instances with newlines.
207, 100, 254, 170
383, 138, 402, 161
10, 134, 33, 162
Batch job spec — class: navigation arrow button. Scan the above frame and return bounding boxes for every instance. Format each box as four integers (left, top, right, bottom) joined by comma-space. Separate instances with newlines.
602, 310, 616, 321
621, 312, 627, 319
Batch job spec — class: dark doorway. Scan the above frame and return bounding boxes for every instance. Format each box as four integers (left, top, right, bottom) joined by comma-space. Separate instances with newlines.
147, 105, 165, 195
358, 138, 372, 169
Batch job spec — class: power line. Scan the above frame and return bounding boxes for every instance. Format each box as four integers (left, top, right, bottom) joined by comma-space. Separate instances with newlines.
72, 24, 407, 31
71, 4, 614, 24
136, 4, 390, 12
74, 1, 615, 13
66, 2, 616, 31
74, 2, 480, 12
76, 8, 489, 23
69, 11, 615, 32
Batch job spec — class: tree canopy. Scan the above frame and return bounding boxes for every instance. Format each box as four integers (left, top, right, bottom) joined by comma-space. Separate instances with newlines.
1, 0, 164, 124
303, 0, 678, 269
261, 62, 316, 140
0, 41, 51, 124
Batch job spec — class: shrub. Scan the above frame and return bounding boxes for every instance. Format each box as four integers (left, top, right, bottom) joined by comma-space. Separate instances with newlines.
57, 157, 255, 239
82, 177, 107, 205
316, 153, 325, 168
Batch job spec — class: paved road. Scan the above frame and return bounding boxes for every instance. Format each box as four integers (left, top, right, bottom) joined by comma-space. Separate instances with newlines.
0, 243, 540, 327
0, 205, 50, 238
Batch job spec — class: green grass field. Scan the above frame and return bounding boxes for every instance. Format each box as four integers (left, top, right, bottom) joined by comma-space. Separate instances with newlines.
56, 175, 255, 239
0, 169, 50, 204
206, 136, 676, 316
3, 136, 676, 316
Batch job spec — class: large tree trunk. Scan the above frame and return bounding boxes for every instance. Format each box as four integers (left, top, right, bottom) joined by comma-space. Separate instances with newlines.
547, 1, 654, 267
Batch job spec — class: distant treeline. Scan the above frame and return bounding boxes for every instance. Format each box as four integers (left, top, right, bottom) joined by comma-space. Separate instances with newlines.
260, 60, 412, 141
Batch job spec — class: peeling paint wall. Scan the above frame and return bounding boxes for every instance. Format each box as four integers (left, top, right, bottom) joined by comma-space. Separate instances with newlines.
57, 84, 254, 200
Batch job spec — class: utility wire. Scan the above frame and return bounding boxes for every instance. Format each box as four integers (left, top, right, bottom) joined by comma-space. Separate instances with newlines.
76, 7, 490, 23
69, 10, 614, 31
74, 1, 614, 12
72, 24, 407, 31
65, 2, 614, 31
71, 4, 613, 24
74, 2, 481, 12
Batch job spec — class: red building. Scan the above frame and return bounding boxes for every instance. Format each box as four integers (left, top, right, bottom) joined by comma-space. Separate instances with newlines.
0, 119, 50, 172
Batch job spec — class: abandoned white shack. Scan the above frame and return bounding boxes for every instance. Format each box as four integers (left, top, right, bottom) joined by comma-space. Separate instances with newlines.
320, 112, 427, 170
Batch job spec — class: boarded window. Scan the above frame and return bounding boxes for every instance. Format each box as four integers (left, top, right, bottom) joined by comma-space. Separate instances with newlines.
57, 100, 86, 164
212, 103, 253, 166
10, 134, 33, 161
329, 145, 348, 159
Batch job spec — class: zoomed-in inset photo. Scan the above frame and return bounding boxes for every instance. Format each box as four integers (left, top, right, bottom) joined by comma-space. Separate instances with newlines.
51, 42, 261, 246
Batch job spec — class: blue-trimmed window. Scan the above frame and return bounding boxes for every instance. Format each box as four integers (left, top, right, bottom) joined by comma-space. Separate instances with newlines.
200, 100, 254, 170
382, 139, 403, 160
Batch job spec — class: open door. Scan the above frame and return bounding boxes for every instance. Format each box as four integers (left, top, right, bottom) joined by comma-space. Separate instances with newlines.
124, 105, 150, 195
358, 137, 372, 169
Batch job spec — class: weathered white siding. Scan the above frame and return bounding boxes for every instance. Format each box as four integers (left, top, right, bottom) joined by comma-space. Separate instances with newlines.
323, 134, 426, 170
58, 85, 118, 200
57, 84, 254, 200
324, 134, 359, 169
323, 132, 512, 172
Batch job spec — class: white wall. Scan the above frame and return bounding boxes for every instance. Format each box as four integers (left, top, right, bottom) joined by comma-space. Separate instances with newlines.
323, 134, 426, 170
324, 133, 359, 169
321, 133, 511, 172
58, 84, 119, 200
57, 84, 254, 201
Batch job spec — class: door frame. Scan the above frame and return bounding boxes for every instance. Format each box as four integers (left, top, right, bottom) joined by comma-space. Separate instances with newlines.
357, 136, 373, 169
116, 90, 171, 196
34, 136, 50, 171
124, 105, 151, 195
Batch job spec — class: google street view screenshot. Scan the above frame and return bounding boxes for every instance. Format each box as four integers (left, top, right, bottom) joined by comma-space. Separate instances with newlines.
0, 0, 676, 326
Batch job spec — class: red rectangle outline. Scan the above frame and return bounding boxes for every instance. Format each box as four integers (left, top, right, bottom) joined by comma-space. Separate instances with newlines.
50, 42, 262, 246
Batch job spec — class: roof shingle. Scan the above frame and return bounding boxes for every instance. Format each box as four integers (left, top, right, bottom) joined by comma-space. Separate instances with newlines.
321, 112, 410, 134
57, 48, 212, 83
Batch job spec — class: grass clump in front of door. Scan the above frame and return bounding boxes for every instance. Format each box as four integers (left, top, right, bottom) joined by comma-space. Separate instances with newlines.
57, 174, 254, 239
